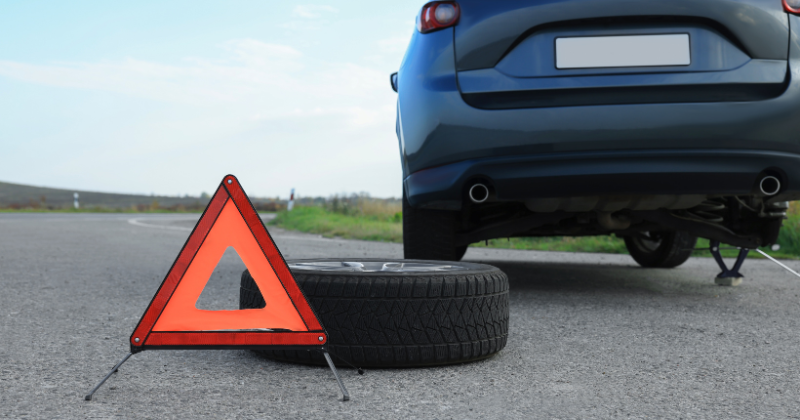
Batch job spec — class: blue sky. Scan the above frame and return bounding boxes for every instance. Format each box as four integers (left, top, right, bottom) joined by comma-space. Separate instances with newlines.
0, 1, 422, 198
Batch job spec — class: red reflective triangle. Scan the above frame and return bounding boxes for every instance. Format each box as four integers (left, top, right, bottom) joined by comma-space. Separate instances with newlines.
129, 175, 326, 351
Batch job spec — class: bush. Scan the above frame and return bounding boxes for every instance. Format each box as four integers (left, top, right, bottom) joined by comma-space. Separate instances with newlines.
324, 193, 401, 221
777, 202, 800, 257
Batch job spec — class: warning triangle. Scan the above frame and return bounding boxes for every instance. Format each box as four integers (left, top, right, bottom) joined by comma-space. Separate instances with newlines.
130, 175, 326, 352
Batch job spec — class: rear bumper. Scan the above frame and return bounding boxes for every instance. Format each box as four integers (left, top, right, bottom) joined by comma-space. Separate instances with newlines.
397, 17, 800, 184
397, 18, 800, 211
404, 149, 800, 210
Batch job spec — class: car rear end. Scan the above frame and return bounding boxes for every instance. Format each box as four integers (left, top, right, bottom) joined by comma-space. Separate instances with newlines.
397, 0, 800, 258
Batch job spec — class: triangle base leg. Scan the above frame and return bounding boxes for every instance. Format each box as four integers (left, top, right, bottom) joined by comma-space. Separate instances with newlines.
323, 350, 350, 401
84, 352, 133, 401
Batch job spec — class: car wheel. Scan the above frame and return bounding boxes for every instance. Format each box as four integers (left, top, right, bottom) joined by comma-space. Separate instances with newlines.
239, 259, 509, 367
402, 191, 465, 261
624, 231, 697, 268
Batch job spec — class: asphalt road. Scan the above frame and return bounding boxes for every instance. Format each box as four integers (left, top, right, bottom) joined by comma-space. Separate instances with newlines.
3, 213, 800, 419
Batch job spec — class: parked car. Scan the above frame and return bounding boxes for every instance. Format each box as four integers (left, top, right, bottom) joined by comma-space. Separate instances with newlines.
393, 0, 800, 266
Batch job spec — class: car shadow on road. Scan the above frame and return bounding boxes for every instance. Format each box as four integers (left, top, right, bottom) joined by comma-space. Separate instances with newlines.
481, 260, 723, 298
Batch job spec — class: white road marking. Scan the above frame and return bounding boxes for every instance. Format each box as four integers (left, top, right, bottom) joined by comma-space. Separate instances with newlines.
127, 218, 194, 232
126, 214, 344, 243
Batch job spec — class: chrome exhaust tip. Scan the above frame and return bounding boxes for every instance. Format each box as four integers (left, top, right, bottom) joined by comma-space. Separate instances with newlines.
468, 183, 490, 204
760, 176, 781, 196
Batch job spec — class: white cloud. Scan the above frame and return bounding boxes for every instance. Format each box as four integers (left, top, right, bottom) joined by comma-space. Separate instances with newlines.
0, 39, 390, 126
291, 5, 338, 19
0, 38, 403, 197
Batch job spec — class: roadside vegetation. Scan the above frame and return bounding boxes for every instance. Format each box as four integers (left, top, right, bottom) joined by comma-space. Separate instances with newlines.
0, 181, 288, 212
0, 204, 204, 213
270, 195, 402, 242
0, 199, 284, 213
270, 196, 800, 260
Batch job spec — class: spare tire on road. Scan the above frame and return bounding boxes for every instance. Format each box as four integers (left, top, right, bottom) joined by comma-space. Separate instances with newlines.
239, 259, 509, 367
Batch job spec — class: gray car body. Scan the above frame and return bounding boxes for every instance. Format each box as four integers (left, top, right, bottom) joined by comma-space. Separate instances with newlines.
396, 0, 800, 215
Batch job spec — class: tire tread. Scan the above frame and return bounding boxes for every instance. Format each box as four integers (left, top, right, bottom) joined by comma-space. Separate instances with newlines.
239, 263, 509, 367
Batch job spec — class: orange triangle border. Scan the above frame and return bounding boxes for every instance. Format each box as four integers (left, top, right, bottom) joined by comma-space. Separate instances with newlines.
129, 175, 326, 352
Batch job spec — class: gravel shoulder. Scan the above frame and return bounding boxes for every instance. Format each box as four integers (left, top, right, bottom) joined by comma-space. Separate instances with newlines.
2, 213, 800, 419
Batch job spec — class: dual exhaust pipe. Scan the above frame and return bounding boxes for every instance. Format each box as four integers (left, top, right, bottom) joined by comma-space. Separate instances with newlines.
468, 175, 781, 203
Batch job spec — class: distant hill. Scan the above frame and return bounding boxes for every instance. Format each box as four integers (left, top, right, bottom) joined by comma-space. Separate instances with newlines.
0, 181, 393, 212
0, 181, 211, 210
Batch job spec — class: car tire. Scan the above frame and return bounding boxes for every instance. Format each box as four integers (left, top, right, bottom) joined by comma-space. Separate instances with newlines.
239, 259, 509, 367
403, 191, 465, 261
624, 231, 697, 268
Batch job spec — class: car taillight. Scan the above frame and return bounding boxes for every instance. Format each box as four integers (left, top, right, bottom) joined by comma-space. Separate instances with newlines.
784, 0, 800, 14
416, 2, 460, 34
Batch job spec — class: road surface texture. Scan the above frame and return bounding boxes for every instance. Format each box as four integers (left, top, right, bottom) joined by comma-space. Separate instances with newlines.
2, 213, 800, 419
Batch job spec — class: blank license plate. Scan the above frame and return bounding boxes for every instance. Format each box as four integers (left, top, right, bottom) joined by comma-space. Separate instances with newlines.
555, 34, 691, 69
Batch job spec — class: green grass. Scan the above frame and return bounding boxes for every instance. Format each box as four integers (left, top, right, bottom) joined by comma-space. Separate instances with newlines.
271, 205, 800, 260
270, 206, 402, 242
470, 235, 628, 253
